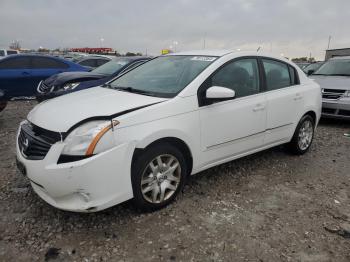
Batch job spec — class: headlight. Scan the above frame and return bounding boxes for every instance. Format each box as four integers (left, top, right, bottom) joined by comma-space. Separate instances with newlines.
344, 91, 350, 97
63, 82, 80, 90
62, 120, 120, 156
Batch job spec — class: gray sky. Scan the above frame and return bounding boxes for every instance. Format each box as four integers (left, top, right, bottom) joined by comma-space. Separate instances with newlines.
1, 0, 349, 60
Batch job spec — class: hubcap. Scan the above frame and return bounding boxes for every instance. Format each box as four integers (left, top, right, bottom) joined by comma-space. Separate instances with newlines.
298, 120, 313, 151
141, 154, 181, 204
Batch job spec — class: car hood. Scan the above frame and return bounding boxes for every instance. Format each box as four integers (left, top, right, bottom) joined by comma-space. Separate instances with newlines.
28, 87, 167, 132
43, 71, 107, 87
310, 75, 350, 91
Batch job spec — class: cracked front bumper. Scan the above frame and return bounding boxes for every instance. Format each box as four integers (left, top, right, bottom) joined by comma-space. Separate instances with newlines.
16, 133, 136, 212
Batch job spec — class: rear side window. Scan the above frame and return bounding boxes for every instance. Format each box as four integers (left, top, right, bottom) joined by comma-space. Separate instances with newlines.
0, 57, 31, 69
262, 59, 293, 91
31, 57, 69, 69
210, 58, 260, 98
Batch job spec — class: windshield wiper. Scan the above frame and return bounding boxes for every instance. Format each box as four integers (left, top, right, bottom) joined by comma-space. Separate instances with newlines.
111, 86, 157, 97
102, 83, 112, 88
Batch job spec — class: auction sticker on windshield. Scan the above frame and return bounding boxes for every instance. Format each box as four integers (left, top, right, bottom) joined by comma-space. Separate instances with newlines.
190, 56, 217, 62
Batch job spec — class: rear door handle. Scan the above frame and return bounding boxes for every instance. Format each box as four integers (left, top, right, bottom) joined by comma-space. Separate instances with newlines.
253, 103, 265, 112
22, 71, 30, 76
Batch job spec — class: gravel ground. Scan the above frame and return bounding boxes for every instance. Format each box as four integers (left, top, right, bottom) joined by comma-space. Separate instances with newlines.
0, 101, 349, 262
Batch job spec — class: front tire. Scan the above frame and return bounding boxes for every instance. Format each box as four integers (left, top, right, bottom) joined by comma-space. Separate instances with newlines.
131, 143, 187, 211
287, 115, 315, 155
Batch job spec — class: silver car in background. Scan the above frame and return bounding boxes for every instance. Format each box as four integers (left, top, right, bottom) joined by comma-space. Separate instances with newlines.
311, 56, 350, 119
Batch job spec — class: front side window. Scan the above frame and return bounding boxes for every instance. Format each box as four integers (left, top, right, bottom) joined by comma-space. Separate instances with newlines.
31, 57, 68, 69
314, 59, 350, 76
108, 56, 217, 97
0, 50, 5, 56
263, 59, 291, 91
0, 57, 31, 69
210, 58, 260, 98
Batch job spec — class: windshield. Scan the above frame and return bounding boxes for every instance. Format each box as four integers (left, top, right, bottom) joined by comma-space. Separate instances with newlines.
92, 59, 131, 75
314, 59, 350, 76
107, 55, 217, 98
303, 62, 324, 73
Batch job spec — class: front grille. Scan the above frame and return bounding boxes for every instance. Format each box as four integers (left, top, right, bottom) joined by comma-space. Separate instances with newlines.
322, 89, 346, 100
18, 122, 61, 160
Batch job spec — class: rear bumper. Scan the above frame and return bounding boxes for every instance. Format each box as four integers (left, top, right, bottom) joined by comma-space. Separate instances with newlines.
16, 129, 136, 212
322, 98, 350, 119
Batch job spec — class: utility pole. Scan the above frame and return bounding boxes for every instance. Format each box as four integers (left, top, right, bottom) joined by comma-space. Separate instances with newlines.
327, 36, 332, 50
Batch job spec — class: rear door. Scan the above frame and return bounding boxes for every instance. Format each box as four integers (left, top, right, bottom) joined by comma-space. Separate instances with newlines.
261, 58, 304, 145
29, 57, 69, 95
0, 56, 32, 98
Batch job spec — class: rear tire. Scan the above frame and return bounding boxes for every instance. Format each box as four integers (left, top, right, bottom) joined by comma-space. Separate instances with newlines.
131, 143, 187, 212
287, 115, 315, 155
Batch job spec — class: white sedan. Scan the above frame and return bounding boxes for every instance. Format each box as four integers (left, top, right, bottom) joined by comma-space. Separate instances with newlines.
16, 50, 321, 212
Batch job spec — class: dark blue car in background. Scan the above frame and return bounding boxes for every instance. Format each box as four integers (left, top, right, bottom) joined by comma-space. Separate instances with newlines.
0, 54, 87, 100
36, 56, 150, 101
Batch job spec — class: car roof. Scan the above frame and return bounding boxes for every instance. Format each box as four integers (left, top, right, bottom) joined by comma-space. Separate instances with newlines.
165, 50, 293, 63
330, 56, 350, 60
166, 50, 234, 57
3, 54, 63, 59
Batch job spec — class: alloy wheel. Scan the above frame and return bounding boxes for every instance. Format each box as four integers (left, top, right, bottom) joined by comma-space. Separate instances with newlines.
141, 154, 181, 204
298, 120, 314, 151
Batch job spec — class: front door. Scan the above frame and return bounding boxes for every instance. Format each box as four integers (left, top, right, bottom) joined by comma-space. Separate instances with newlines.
199, 58, 267, 167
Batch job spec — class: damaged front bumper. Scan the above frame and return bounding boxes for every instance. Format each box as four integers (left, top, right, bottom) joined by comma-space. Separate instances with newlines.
16, 134, 136, 212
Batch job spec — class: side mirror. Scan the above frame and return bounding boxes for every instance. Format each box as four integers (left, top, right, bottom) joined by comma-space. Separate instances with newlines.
206, 86, 235, 100
307, 69, 314, 76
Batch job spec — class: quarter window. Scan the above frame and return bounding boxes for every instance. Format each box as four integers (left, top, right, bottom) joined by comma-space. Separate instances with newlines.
210, 58, 260, 98
262, 59, 292, 90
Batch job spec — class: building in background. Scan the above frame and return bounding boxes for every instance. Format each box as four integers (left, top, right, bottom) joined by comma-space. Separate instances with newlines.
325, 48, 350, 60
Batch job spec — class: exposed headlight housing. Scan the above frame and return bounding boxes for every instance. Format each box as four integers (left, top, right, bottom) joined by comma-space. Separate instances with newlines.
62, 120, 120, 156
63, 82, 80, 91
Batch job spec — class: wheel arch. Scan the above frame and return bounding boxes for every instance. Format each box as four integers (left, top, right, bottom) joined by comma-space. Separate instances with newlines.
303, 110, 317, 124
132, 137, 193, 175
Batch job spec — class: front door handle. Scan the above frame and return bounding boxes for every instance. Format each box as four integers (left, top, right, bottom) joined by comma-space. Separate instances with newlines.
253, 103, 265, 112
22, 71, 30, 76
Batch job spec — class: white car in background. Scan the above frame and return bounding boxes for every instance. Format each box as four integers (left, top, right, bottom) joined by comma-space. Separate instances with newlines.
16, 50, 321, 212
311, 56, 350, 119
0, 49, 19, 57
